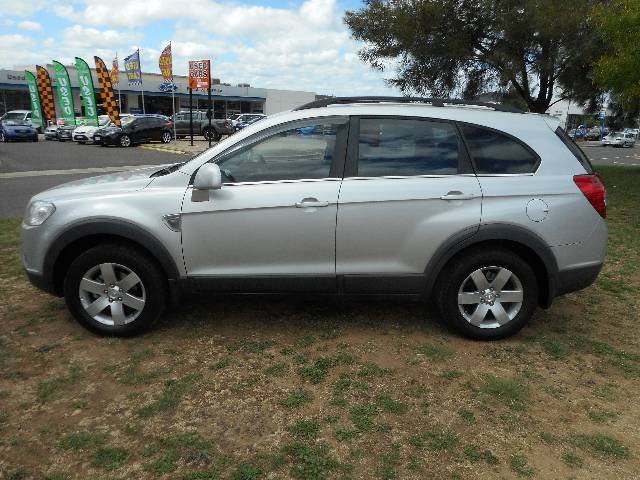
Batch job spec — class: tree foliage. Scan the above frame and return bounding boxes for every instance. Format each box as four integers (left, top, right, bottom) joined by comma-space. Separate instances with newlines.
344, 0, 607, 113
594, 0, 640, 108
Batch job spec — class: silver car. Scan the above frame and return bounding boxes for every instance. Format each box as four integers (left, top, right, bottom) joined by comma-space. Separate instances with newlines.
21, 97, 607, 340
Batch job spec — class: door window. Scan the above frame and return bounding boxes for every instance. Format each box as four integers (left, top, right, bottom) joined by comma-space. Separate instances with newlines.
460, 124, 539, 174
216, 120, 345, 182
356, 118, 460, 177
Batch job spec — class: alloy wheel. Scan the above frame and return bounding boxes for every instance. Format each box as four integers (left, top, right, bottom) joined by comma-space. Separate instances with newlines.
457, 266, 524, 329
78, 263, 146, 326
162, 132, 171, 143
120, 135, 131, 147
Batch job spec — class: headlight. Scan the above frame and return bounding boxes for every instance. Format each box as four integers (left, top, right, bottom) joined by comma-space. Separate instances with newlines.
25, 201, 55, 226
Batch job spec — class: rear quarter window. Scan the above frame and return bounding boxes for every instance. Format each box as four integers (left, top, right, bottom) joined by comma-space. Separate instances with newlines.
554, 127, 593, 173
460, 124, 539, 174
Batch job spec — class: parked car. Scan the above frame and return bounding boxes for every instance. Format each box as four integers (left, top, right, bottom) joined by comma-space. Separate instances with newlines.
21, 97, 607, 340
44, 124, 59, 140
56, 124, 76, 142
601, 131, 636, 147
230, 113, 266, 130
95, 115, 173, 147
233, 114, 267, 132
0, 118, 38, 142
173, 111, 233, 141
584, 128, 603, 141
73, 115, 111, 144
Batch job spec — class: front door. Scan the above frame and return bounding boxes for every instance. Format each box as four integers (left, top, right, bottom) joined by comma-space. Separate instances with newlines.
336, 116, 483, 293
181, 116, 349, 292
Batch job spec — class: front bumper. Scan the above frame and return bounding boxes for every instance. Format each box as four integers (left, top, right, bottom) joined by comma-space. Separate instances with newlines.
73, 133, 92, 142
99, 134, 122, 146
6, 132, 37, 141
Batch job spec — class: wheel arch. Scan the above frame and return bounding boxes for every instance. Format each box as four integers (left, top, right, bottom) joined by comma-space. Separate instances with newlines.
425, 223, 558, 308
46, 218, 180, 297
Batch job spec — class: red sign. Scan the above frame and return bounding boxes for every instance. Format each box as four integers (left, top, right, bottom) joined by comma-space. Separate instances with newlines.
188, 60, 210, 90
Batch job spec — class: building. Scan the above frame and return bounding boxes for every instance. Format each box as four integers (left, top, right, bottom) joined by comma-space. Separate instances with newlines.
0, 65, 316, 120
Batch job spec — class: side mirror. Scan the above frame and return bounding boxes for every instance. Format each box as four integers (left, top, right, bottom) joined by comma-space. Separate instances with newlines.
194, 163, 222, 190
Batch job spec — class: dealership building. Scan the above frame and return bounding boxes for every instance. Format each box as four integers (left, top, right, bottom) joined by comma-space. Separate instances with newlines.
0, 65, 316, 120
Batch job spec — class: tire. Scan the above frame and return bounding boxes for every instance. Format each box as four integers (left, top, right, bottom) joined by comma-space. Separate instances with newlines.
435, 248, 539, 340
203, 128, 221, 142
0, 131, 5, 142
161, 131, 172, 143
63, 243, 167, 336
120, 134, 131, 147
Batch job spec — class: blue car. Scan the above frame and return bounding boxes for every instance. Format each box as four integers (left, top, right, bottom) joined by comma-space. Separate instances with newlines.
0, 119, 38, 142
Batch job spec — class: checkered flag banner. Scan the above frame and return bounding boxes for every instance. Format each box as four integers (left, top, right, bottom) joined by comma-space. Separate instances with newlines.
36, 65, 56, 123
94, 56, 121, 126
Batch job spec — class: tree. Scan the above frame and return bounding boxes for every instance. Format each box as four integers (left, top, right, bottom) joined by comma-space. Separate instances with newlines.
344, 0, 607, 113
594, 0, 640, 108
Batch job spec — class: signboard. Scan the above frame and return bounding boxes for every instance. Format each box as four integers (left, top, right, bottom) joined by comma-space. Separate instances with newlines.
188, 60, 210, 90
24, 71, 44, 128
52, 61, 76, 126
75, 57, 99, 127
598, 110, 606, 120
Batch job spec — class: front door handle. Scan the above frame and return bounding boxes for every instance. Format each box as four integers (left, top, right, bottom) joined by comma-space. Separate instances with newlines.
295, 197, 330, 208
440, 191, 475, 201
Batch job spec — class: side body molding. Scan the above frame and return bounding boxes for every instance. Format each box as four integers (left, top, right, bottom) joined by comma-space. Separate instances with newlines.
424, 223, 559, 307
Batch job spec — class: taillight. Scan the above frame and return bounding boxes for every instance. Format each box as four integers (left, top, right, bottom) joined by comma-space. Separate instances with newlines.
573, 174, 606, 218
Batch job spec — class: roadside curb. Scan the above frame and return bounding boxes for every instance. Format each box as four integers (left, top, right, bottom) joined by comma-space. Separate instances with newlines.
138, 145, 187, 155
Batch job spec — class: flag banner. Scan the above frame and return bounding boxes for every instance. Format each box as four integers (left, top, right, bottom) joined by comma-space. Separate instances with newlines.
52, 61, 76, 126
124, 50, 142, 86
36, 65, 56, 124
188, 60, 210, 90
24, 71, 44, 128
75, 57, 99, 127
94, 56, 121, 126
111, 56, 120, 86
159, 44, 173, 82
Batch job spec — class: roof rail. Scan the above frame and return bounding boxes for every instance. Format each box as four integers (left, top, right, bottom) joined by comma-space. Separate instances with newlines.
294, 96, 524, 114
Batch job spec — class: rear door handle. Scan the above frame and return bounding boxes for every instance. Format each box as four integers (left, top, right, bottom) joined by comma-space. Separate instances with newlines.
440, 191, 475, 201
295, 198, 330, 208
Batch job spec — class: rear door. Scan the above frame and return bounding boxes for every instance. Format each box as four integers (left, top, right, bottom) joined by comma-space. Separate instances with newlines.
335, 116, 482, 293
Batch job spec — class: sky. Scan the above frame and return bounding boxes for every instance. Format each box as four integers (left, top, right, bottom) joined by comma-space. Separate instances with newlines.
0, 0, 400, 96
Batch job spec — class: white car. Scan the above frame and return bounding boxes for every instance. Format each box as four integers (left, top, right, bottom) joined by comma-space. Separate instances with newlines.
73, 115, 111, 144
601, 131, 636, 147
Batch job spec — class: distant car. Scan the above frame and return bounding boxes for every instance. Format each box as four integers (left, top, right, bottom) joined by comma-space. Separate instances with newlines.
230, 113, 266, 129
73, 115, 111, 144
0, 118, 38, 142
584, 128, 603, 141
173, 111, 233, 141
233, 114, 267, 132
95, 115, 173, 147
44, 124, 59, 140
601, 131, 636, 147
56, 124, 76, 142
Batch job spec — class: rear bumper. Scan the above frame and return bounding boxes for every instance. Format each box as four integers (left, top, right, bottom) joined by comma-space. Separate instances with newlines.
555, 263, 602, 297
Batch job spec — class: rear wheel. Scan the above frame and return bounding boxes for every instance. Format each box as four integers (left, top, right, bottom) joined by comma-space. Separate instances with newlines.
0, 131, 5, 142
63, 243, 167, 336
161, 131, 172, 143
203, 128, 221, 142
436, 248, 538, 340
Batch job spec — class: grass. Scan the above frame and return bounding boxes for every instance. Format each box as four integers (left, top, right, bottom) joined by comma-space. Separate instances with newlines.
0, 166, 639, 478
479, 375, 530, 411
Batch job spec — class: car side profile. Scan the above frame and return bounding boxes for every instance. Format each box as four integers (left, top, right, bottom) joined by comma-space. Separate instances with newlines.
21, 97, 607, 340
95, 115, 173, 147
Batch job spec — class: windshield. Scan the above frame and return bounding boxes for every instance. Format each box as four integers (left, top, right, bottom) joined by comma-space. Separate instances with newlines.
98, 116, 110, 126
2, 119, 29, 126
3, 112, 26, 122
228, 114, 241, 120
120, 116, 135, 126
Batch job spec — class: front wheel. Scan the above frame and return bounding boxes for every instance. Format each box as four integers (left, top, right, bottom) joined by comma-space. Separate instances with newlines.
203, 128, 221, 142
161, 131, 172, 143
0, 131, 5, 142
63, 243, 167, 336
120, 134, 131, 147
436, 248, 538, 340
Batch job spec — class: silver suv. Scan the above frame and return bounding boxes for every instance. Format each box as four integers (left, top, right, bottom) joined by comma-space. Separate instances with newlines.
21, 97, 607, 340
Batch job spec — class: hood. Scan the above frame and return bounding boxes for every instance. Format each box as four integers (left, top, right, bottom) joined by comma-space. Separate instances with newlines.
74, 125, 99, 134
4, 123, 34, 131
32, 165, 164, 202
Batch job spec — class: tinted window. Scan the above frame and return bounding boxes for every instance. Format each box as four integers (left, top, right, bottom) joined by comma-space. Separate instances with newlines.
461, 125, 538, 174
217, 120, 344, 182
357, 118, 459, 177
